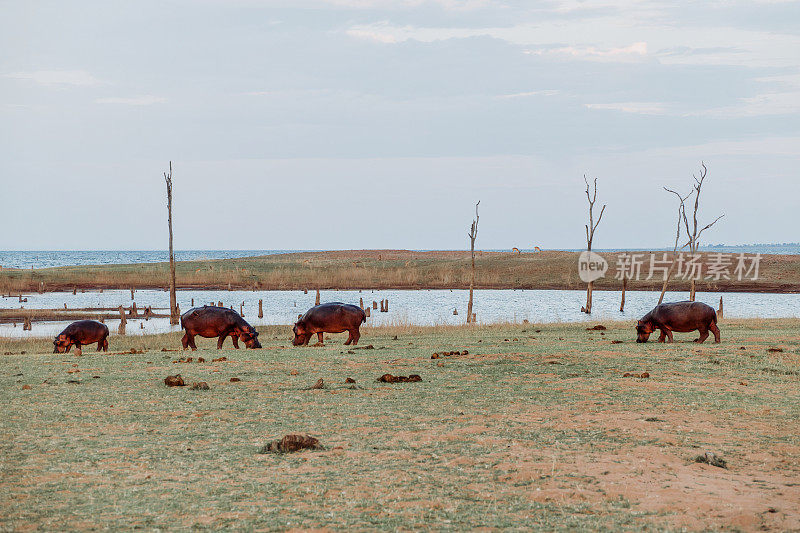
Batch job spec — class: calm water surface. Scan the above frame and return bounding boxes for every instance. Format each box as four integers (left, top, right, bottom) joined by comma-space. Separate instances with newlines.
2, 288, 797, 338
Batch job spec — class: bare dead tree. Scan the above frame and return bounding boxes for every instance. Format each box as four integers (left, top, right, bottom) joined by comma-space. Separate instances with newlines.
466, 201, 480, 324
682, 163, 724, 301
164, 162, 178, 325
583, 176, 606, 314
658, 188, 691, 304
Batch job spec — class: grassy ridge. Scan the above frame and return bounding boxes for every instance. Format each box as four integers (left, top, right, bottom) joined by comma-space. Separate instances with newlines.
2, 320, 799, 530
1, 250, 799, 293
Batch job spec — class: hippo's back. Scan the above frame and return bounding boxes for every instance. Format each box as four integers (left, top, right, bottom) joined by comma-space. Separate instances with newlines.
181, 306, 238, 328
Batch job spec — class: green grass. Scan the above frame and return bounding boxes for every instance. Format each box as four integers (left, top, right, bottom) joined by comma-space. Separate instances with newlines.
2, 319, 799, 530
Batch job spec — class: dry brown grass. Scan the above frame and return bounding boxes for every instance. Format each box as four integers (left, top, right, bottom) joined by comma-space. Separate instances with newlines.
1, 250, 798, 293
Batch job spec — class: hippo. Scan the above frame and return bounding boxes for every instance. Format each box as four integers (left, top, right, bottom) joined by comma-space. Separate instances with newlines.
636, 301, 720, 344
180, 306, 261, 350
53, 320, 109, 355
293, 302, 366, 346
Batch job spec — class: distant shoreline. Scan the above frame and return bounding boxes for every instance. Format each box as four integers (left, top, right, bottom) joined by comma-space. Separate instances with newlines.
1, 250, 798, 294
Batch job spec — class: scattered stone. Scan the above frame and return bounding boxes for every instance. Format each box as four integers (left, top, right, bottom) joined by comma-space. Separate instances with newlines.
93, 376, 100, 379
352, 345, 374, 350
67, 379, 81, 384
198, 357, 205, 363
644, 417, 663, 422
611, 340, 623, 344
767, 347, 784, 353
623, 372, 650, 378
164, 374, 186, 387
190, 382, 210, 390
21, 384, 31, 390
259, 434, 324, 454
212, 356, 227, 363
739, 381, 748, 386
695, 451, 727, 469
230, 377, 241, 382
344, 377, 356, 384
431, 350, 468, 359
535, 329, 542, 333
306, 378, 325, 390
586, 325, 607, 331
377, 373, 422, 383
174, 356, 193, 363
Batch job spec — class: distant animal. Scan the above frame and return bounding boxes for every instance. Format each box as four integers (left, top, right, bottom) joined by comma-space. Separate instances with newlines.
636, 301, 720, 344
53, 320, 109, 355
293, 302, 366, 346
512, 247, 521, 254
180, 306, 261, 350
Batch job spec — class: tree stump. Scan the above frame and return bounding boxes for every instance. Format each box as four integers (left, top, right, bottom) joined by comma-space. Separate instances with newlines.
359, 297, 364, 308
131, 302, 138, 317
118, 306, 127, 335
130, 288, 135, 300
240, 302, 245, 317
373, 301, 378, 310
315, 289, 320, 306
191, 298, 194, 306
258, 300, 264, 319
365, 307, 370, 317
718, 296, 724, 321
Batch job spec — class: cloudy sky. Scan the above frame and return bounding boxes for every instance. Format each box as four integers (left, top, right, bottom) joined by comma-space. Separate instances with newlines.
1, 0, 798, 251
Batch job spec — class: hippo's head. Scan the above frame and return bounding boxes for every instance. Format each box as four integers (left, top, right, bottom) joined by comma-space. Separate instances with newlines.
236, 325, 261, 349
635, 320, 654, 343
292, 320, 311, 346
53, 334, 71, 353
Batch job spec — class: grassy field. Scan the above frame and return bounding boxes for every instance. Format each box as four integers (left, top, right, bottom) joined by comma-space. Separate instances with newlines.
2, 319, 799, 531
2, 250, 799, 293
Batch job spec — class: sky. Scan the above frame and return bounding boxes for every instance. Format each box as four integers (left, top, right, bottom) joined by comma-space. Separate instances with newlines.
1, 0, 798, 251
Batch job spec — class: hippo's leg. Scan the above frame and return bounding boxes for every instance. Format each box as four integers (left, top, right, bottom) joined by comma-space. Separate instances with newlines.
74, 344, 82, 356
657, 330, 666, 343
350, 328, 361, 345
217, 335, 226, 349
102, 337, 109, 352
710, 322, 721, 343
695, 328, 709, 343
97, 339, 103, 351
317, 332, 324, 343
188, 335, 198, 351
181, 332, 190, 350
231, 335, 240, 349
664, 329, 674, 343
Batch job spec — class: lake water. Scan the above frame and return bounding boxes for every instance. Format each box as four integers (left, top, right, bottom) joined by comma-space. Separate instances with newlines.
2, 288, 797, 338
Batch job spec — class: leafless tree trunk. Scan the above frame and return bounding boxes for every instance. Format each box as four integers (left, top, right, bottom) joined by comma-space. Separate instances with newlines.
684, 163, 723, 301
659, 188, 690, 304
466, 201, 480, 323
583, 176, 606, 314
164, 162, 178, 325
659, 163, 723, 302
619, 274, 627, 312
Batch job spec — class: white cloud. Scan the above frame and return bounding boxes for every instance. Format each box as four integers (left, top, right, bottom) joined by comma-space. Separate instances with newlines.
524, 41, 647, 62
497, 90, 559, 99
585, 102, 667, 115
95, 95, 167, 106
695, 92, 800, 117
5, 70, 102, 87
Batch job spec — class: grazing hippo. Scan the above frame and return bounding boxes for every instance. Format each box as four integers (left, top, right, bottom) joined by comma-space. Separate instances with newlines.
293, 302, 366, 346
180, 306, 261, 350
636, 301, 720, 344
53, 320, 109, 355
